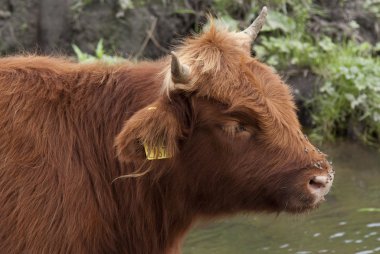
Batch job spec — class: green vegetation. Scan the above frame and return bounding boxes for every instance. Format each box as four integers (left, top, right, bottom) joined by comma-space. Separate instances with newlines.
364, 0, 380, 18
310, 42, 380, 145
73, 39, 126, 64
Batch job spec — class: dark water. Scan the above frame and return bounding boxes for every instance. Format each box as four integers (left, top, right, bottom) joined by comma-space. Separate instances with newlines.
183, 143, 380, 254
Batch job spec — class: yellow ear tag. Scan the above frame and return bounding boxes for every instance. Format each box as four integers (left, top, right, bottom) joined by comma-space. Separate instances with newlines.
143, 107, 171, 160
143, 144, 171, 160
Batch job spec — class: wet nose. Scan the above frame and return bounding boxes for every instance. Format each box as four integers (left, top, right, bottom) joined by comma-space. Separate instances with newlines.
308, 174, 333, 196
309, 176, 327, 189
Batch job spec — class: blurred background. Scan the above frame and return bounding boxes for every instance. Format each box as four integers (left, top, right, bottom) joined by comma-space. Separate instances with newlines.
1, 0, 379, 253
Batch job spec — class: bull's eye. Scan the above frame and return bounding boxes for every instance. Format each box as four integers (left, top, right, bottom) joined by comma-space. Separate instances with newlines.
221, 121, 251, 138
236, 124, 247, 132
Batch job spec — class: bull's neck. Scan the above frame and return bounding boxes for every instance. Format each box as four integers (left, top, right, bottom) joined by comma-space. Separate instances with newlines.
112, 163, 195, 254
93, 61, 192, 253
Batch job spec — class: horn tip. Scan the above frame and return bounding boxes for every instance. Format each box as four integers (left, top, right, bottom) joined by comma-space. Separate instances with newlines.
260, 6, 268, 17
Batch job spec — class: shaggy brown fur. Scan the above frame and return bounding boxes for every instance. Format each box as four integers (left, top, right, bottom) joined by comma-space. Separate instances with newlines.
0, 21, 333, 254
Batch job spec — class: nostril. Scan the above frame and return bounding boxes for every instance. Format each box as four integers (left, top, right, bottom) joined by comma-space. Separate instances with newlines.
309, 176, 327, 189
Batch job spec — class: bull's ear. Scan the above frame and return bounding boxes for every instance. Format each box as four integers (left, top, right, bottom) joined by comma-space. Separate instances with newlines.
115, 101, 182, 163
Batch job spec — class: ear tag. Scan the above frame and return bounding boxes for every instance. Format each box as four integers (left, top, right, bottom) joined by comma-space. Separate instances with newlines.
143, 106, 171, 160
143, 144, 171, 160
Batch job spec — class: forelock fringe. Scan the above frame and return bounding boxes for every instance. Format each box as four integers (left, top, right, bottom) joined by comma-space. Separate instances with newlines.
160, 16, 247, 97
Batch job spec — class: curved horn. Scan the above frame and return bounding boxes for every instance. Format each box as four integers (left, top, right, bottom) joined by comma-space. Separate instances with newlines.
241, 6, 268, 42
171, 51, 190, 84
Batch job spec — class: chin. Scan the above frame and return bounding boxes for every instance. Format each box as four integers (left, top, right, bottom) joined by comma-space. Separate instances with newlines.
284, 203, 319, 214
278, 193, 325, 214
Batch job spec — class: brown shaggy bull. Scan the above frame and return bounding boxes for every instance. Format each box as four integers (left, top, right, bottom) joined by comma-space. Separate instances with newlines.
0, 7, 334, 254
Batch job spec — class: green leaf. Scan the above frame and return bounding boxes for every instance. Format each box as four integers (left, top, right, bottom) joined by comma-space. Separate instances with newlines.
374, 42, 380, 52
320, 81, 335, 95
373, 112, 380, 122
218, 15, 239, 30
263, 11, 296, 33
348, 20, 360, 29
95, 39, 104, 59
72, 44, 90, 62
318, 37, 336, 52
119, 0, 134, 10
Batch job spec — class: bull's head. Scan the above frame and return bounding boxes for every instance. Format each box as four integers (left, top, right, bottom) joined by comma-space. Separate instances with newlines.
115, 7, 334, 214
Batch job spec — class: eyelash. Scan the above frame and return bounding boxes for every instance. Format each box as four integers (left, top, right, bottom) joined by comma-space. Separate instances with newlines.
236, 124, 247, 132
221, 122, 250, 137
